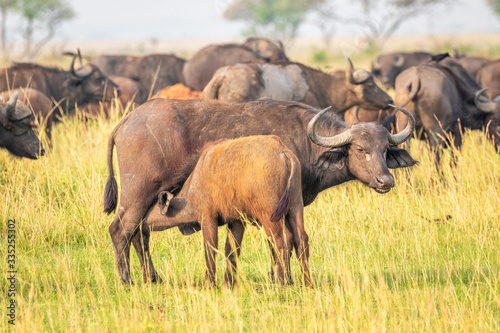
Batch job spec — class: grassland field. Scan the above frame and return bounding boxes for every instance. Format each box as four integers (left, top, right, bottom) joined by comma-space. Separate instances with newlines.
0, 40, 500, 332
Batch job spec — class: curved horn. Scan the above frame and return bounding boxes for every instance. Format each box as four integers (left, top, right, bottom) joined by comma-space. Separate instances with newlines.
474, 88, 497, 113
77, 48, 84, 68
388, 104, 415, 145
346, 57, 359, 84
307, 106, 352, 148
70, 54, 92, 79
6, 91, 18, 120
346, 57, 370, 84
354, 106, 361, 123
394, 54, 404, 67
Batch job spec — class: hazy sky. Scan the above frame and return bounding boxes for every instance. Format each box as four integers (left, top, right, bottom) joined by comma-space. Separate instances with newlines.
54, 0, 500, 41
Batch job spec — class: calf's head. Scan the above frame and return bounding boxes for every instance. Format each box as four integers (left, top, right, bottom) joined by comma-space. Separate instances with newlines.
308, 105, 417, 193
346, 58, 394, 110
0, 91, 44, 159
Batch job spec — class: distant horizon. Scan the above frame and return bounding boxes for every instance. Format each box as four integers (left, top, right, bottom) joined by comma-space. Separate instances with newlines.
51, 0, 500, 41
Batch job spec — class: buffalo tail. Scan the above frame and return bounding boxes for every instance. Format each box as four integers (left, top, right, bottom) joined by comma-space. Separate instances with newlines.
270, 151, 295, 222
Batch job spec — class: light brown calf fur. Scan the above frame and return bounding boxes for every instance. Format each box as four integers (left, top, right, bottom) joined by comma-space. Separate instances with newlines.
146, 135, 311, 287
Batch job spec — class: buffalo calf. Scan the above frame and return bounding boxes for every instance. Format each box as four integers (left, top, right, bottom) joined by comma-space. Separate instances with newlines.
147, 135, 311, 287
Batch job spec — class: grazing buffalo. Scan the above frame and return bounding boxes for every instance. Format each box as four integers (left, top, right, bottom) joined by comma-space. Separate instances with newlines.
203, 58, 393, 113
0, 89, 55, 140
103, 98, 416, 284
0, 55, 119, 117
0, 91, 44, 159
371, 52, 432, 89
151, 135, 310, 286
394, 58, 500, 158
476, 60, 500, 100
89, 53, 186, 103
183, 38, 288, 91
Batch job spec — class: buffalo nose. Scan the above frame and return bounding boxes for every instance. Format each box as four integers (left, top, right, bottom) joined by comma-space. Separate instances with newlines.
375, 175, 394, 188
40, 146, 45, 156
387, 98, 394, 105
116, 87, 123, 96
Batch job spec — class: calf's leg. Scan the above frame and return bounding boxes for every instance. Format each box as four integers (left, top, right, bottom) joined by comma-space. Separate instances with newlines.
224, 220, 246, 287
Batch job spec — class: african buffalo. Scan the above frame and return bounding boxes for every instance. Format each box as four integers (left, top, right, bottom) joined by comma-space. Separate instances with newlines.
103, 98, 416, 284
394, 58, 500, 158
89, 53, 186, 104
0, 91, 44, 159
152, 135, 310, 286
372, 52, 432, 89
182, 38, 288, 91
476, 60, 500, 100
0, 55, 119, 117
203, 58, 393, 113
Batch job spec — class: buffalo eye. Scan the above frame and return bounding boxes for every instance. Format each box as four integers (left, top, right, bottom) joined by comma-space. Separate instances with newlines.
356, 148, 364, 153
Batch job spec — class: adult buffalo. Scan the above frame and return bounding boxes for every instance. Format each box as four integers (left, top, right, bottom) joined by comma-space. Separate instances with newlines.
182, 38, 288, 91
203, 58, 393, 113
0, 55, 119, 117
103, 98, 416, 284
394, 58, 500, 157
371, 52, 432, 89
89, 53, 186, 103
0, 91, 44, 159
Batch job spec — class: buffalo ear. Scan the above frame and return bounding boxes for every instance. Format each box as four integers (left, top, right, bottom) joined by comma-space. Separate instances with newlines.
313, 149, 346, 171
386, 146, 418, 169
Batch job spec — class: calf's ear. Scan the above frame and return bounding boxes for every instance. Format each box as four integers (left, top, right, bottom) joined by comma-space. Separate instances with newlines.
313, 149, 346, 171
386, 146, 418, 169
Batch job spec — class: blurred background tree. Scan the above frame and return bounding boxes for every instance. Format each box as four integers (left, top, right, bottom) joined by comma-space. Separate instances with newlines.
19, 0, 74, 59
486, 0, 500, 16
224, 0, 325, 45
0, 0, 18, 58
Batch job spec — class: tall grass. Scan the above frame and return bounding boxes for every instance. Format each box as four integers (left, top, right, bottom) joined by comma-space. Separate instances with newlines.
1, 85, 500, 332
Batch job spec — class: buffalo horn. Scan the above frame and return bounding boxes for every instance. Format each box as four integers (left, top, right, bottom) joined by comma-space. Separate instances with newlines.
387, 104, 415, 145
307, 106, 352, 148
474, 88, 497, 113
70, 54, 92, 78
6, 91, 18, 121
346, 57, 370, 84
394, 54, 404, 67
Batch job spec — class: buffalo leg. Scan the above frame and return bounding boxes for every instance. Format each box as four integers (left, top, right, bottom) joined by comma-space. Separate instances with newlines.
130, 222, 162, 283
109, 190, 156, 284
264, 221, 293, 286
224, 220, 245, 287
287, 210, 312, 287
202, 216, 219, 287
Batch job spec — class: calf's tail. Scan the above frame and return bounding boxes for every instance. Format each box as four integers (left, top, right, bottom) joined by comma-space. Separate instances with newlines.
270, 151, 296, 223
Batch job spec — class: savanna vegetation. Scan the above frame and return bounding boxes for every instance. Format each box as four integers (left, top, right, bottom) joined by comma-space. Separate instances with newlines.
0, 46, 499, 332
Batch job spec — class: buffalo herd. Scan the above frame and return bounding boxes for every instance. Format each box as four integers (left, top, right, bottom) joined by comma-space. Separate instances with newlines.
2, 37, 499, 286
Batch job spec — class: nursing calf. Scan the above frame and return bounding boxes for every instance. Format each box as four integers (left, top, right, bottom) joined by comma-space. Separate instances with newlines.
148, 135, 310, 286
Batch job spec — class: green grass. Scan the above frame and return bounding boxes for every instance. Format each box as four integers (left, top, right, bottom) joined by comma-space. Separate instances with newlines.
1, 59, 500, 332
